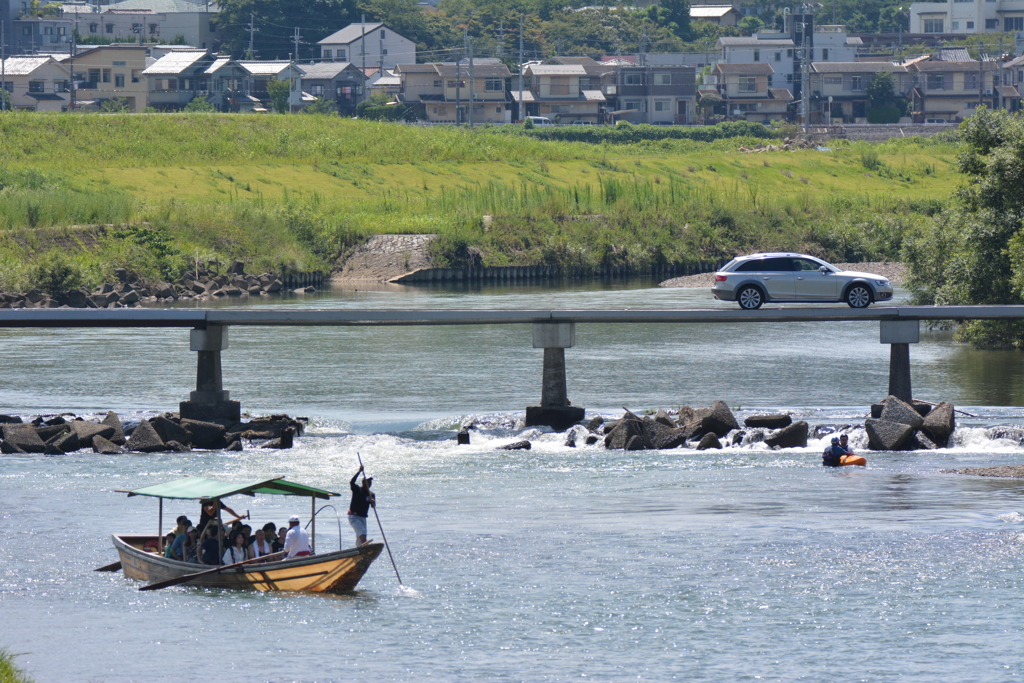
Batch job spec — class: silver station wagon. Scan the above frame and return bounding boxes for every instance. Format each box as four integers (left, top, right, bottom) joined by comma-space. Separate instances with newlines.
711, 253, 894, 309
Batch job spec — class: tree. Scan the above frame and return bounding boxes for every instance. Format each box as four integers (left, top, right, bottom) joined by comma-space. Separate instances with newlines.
904, 107, 1024, 347
266, 77, 292, 114
99, 97, 130, 113
184, 98, 217, 112
302, 97, 338, 115
698, 91, 721, 123
215, 0, 359, 59
737, 15, 764, 36
866, 71, 895, 109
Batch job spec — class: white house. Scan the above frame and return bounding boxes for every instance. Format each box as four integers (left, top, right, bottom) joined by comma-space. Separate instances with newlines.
317, 22, 415, 70
63, 0, 219, 51
0, 56, 71, 111
910, 0, 1024, 34
718, 25, 860, 91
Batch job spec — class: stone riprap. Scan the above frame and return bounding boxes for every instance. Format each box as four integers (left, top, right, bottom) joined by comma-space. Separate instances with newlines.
0, 411, 305, 455
864, 396, 957, 451
334, 234, 436, 282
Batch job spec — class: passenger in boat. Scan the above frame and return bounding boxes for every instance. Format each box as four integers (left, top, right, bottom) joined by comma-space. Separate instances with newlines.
166, 524, 192, 560
283, 516, 312, 558
184, 528, 200, 563
277, 526, 288, 549
160, 532, 176, 557
263, 522, 281, 552
348, 465, 376, 546
222, 530, 248, 565
823, 436, 864, 467
198, 521, 225, 565
249, 528, 273, 560
839, 433, 854, 455
197, 499, 242, 535
172, 515, 190, 540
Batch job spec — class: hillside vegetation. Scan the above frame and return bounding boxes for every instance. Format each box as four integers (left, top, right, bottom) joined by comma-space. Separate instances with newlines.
0, 113, 959, 292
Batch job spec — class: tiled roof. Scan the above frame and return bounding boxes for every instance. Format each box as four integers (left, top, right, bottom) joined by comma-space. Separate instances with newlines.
318, 22, 385, 45
238, 61, 300, 76
691, 5, 737, 17
936, 47, 972, 62
527, 64, 586, 76
718, 37, 794, 47
812, 62, 907, 73
435, 63, 511, 78
394, 63, 436, 73
549, 56, 600, 66
581, 89, 606, 101
714, 63, 775, 75
203, 57, 231, 74
1, 56, 63, 76
105, 0, 210, 12
769, 87, 793, 100
142, 50, 208, 75
912, 60, 991, 72
299, 62, 358, 79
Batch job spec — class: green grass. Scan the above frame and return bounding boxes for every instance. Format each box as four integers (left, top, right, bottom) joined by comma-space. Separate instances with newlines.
0, 112, 962, 289
0, 648, 33, 683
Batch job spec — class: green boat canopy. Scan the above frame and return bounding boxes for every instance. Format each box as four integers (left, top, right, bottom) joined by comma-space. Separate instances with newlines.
122, 476, 339, 501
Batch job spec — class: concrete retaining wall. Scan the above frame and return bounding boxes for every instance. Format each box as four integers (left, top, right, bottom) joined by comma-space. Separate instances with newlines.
390, 261, 730, 284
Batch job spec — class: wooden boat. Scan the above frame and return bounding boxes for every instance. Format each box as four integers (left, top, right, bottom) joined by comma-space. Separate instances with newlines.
110, 475, 383, 593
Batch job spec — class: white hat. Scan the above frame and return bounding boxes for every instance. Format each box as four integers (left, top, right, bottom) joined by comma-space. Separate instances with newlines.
288, 515, 300, 523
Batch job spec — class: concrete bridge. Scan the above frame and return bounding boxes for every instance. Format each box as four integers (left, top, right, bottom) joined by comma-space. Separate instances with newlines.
1, 305, 1020, 430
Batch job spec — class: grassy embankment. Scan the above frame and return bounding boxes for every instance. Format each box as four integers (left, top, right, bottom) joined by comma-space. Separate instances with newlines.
0, 112, 960, 292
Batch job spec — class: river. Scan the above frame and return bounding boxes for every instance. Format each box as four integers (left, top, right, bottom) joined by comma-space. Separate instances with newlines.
1, 281, 1023, 682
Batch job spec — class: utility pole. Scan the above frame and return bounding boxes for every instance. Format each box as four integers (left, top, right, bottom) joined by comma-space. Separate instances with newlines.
1, 21, 6, 112
468, 36, 475, 127
978, 40, 984, 113
360, 16, 366, 107
556, 37, 561, 56
495, 20, 505, 59
69, 26, 75, 111
998, 36, 1003, 110
518, 15, 524, 123
293, 26, 301, 63
456, 44, 462, 125
246, 13, 257, 59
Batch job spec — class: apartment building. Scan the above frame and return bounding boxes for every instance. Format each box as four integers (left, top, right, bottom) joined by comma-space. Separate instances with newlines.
395, 61, 512, 124
59, 45, 148, 112
318, 23, 415, 71
910, 0, 1024, 34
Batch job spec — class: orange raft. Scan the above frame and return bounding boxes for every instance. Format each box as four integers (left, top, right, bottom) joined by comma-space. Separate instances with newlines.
839, 454, 867, 466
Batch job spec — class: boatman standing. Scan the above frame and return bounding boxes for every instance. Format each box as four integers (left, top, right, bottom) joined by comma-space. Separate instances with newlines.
283, 515, 312, 558
348, 465, 376, 547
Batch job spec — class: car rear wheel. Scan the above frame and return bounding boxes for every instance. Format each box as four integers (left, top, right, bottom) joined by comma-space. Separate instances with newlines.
845, 284, 872, 308
737, 285, 764, 310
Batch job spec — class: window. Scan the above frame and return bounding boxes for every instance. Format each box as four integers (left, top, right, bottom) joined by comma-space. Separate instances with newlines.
88, 69, 100, 86
149, 24, 157, 34
738, 76, 756, 92
734, 103, 758, 112
89, 22, 97, 32
485, 78, 502, 91
775, 52, 782, 62
967, 21, 974, 29
310, 84, 324, 95
793, 258, 824, 272
433, 80, 442, 87
923, 18, 944, 33
987, 18, 999, 29
29, 81, 44, 93
323, 49, 332, 59
786, 49, 793, 57
927, 73, 944, 90
495, 106, 502, 112
102, 69, 111, 83
106, 23, 114, 34
44, 27, 53, 35
447, 80, 465, 88
1006, 17, 1024, 31
965, 73, 978, 89
54, 81, 67, 92
113, 61, 126, 67
380, 30, 385, 39
736, 258, 792, 272
786, 73, 793, 82
822, 48, 829, 60
653, 100, 670, 112
209, 21, 216, 32
115, 74, 124, 87
381, 48, 388, 55
338, 49, 346, 60
58, 27, 66, 35
624, 100, 641, 111
823, 76, 842, 85
753, 49, 760, 62
654, 72, 671, 85
851, 75, 864, 91
952, 21, 959, 30
624, 73, 642, 85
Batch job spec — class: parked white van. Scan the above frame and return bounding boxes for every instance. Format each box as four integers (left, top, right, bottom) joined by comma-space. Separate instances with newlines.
526, 116, 555, 126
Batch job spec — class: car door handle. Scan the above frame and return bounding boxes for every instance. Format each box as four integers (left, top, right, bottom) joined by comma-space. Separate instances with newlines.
762, 276, 770, 280
797, 276, 804, 280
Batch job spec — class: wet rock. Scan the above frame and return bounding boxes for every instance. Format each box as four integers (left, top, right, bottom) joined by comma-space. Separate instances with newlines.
125, 419, 167, 453
181, 419, 227, 450
265, 280, 283, 293
624, 435, 645, 451
43, 416, 67, 426
1, 439, 26, 454
164, 440, 191, 453
2, 424, 46, 452
584, 435, 599, 445
225, 439, 243, 451
150, 416, 191, 447
921, 402, 955, 445
687, 400, 739, 438
988, 426, 1024, 445
119, 290, 141, 305
44, 441, 64, 455
675, 406, 695, 427
604, 413, 644, 449
744, 414, 792, 429
654, 409, 675, 428
70, 420, 116, 447
92, 435, 123, 454
35, 423, 70, 442
498, 440, 532, 450
907, 430, 939, 450
865, 418, 913, 451
764, 421, 809, 449
53, 430, 80, 454
641, 419, 689, 449
731, 431, 746, 446
813, 425, 838, 439
696, 433, 722, 450
586, 415, 604, 432
457, 428, 471, 445
261, 427, 296, 449
564, 432, 576, 448
101, 412, 126, 445
0, 415, 23, 424
879, 396, 924, 429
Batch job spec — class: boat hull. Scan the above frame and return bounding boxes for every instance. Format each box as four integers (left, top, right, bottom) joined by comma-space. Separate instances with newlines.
113, 534, 383, 593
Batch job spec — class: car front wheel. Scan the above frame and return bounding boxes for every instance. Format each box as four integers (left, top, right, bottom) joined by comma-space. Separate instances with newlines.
845, 284, 872, 308
737, 285, 764, 310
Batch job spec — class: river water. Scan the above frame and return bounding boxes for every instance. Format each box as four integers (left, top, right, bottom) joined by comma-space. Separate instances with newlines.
2, 282, 1024, 682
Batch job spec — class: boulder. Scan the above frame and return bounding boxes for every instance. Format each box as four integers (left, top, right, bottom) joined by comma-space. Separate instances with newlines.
44, 441, 64, 455
101, 412, 126, 445
564, 432, 576, 448
265, 280, 283, 293
641, 419, 689, 450
624, 435, 645, 451
584, 435, 599, 445
731, 431, 746, 446
180, 419, 228, 449
35, 424, 70, 442
69, 421, 115, 447
225, 439, 244, 451
260, 427, 296, 449
222, 286, 244, 297
1, 439, 26, 454
457, 428, 471, 445
150, 416, 191, 447
92, 435, 124, 454
53, 430, 80, 454
164, 440, 191, 453
687, 400, 739, 438
604, 415, 644, 450
907, 430, 939, 450
43, 416, 67, 426
764, 421, 809, 449
119, 290, 141, 304
696, 433, 723, 450
0, 415, 23, 424
675, 406, 695, 427
653, 409, 675, 428
227, 260, 245, 275
921, 402, 955, 445
744, 414, 792, 429
125, 419, 167, 453
227, 416, 304, 439
2, 424, 46, 452
879, 396, 924, 429
865, 418, 914, 451
989, 426, 1024, 445
586, 415, 604, 432
498, 440, 532, 451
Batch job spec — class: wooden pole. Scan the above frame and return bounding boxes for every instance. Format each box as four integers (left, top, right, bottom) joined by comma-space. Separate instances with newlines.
310, 496, 316, 554
158, 498, 164, 553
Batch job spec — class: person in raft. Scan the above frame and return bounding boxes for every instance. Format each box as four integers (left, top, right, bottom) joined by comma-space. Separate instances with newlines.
197, 498, 242, 535
839, 433, 853, 454
283, 515, 312, 558
348, 465, 376, 546
823, 436, 866, 467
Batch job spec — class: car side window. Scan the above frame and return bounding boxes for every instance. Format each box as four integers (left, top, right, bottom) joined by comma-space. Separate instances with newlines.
760, 258, 793, 271
793, 259, 821, 272
734, 260, 764, 272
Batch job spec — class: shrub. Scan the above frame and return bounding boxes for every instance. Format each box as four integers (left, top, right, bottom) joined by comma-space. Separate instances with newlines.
28, 250, 85, 295
183, 98, 216, 113
866, 107, 901, 124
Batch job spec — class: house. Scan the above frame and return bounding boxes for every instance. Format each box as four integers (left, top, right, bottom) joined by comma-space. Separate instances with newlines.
142, 48, 215, 110
318, 23, 415, 71
367, 70, 401, 98
236, 60, 305, 110
512, 64, 604, 124
810, 62, 909, 123
910, 0, 1024, 34
298, 61, 365, 115
58, 45, 148, 112
906, 52, 1001, 122
0, 56, 71, 111
12, 16, 74, 54
691, 5, 743, 26
63, 0, 219, 51
997, 54, 1024, 111
612, 64, 696, 124
394, 61, 512, 124
707, 62, 791, 122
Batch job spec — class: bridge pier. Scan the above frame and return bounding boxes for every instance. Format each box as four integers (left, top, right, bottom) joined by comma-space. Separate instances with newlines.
180, 325, 241, 423
880, 320, 919, 403
525, 322, 585, 431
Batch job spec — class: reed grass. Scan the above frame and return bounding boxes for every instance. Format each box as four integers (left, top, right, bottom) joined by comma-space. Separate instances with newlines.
0, 648, 33, 683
